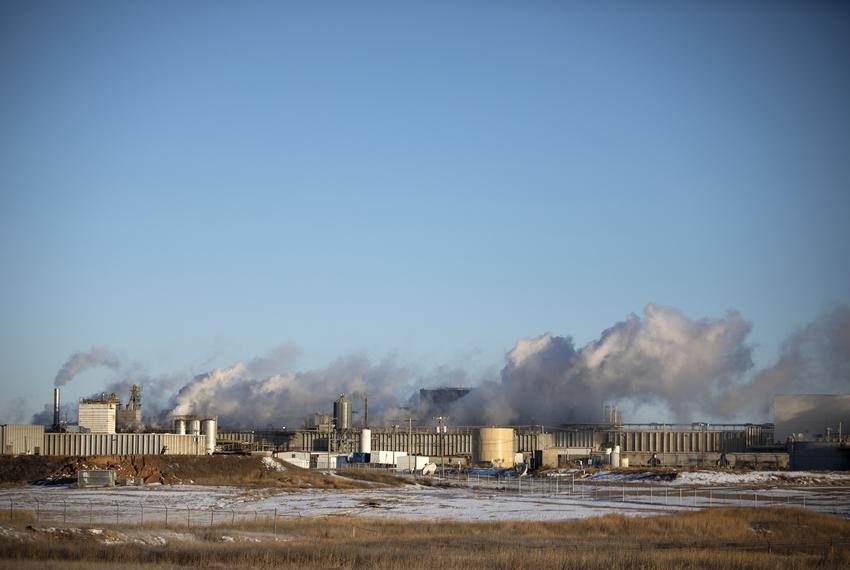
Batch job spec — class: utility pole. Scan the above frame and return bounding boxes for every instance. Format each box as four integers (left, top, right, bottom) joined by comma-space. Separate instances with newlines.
392, 424, 399, 468
433, 416, 447, 478
408, 417, 413, 472
327, 421, 335, 470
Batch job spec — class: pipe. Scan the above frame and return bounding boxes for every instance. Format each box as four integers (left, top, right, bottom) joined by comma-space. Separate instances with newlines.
53, 388, 61, 430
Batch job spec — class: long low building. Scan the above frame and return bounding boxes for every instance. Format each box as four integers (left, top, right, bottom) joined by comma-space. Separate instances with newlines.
0, 425, 208, 457
218, 423, 776, 467
42, 433, 207, 456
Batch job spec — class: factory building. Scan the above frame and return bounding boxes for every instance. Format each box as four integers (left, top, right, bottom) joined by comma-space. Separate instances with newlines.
418, 387, 472, 415
78, 393, 119, 434
218, 421, 781, 468
116, 384, 143, 432
1, 424, 44, 455
42, 432, 206, 456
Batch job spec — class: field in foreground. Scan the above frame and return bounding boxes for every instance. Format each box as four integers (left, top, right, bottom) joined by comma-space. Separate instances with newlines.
1, 507, 849, 569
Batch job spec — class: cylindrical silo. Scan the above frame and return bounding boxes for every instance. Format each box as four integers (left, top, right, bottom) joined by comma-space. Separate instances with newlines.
174, 419, 186, 435
473, 428, 515, 467
611, 445, 621, 468
189, 419, 201, 436
604, 447, 612, 465
201, 417, 217, 454
360, 428, 371, 454
333, 394, 352, 431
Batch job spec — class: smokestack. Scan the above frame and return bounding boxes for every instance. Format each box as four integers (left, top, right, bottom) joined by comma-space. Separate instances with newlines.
364, 395, 368, 428
53, 387, 61, 430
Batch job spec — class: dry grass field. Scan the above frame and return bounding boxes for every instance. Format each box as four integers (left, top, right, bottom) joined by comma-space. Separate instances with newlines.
1, 507, 848, 569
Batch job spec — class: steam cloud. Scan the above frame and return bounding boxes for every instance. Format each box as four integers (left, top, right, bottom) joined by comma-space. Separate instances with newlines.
449, 304, 755, 425
28, 304, 849, 428
168, 351, 415, 428
54, 347, 121, 387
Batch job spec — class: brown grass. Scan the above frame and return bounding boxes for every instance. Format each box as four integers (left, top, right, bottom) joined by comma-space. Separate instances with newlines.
1, 507, 848, 569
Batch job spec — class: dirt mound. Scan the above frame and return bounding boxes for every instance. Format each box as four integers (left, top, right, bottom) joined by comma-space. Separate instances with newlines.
2, 455, 409, 489
0, 456, 68, 486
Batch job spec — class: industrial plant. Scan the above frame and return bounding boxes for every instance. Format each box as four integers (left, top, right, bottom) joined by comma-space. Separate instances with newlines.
2, 384, 848, 471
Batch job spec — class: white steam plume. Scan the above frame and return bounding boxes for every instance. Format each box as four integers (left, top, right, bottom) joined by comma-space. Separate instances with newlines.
168, 348, 416, 428
716, 304, 850, 418
34, 305, 850, 428
54, 347, 121, 387
450, 304, 755, 424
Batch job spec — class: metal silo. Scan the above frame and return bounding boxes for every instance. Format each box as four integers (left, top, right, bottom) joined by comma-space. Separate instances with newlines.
360, 428, 372, 454
611, 445, 621, 468
189, 418, 201, 436
473, 427, 515, 467
174, 418, 186, 435
201, 417, 217, 454
333, 394, 352, 431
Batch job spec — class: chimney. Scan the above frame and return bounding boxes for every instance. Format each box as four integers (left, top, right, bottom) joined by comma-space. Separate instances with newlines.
53, 387, 61, 430
364, 395, 369, 428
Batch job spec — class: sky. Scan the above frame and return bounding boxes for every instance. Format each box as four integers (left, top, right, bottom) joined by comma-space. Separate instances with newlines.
1, 1, 849, 423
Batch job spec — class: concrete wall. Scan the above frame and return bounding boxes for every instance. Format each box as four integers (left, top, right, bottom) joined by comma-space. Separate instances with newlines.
0, 424, 45, 455
622, 451, 789, 469
42, 433, 206, 456
789, 442, 850, 470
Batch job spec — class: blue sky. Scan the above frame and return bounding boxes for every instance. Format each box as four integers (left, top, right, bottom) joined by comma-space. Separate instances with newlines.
1, 1, 849, 421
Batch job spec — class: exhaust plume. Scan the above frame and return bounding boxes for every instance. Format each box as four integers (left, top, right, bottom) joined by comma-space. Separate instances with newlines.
168, 347, 415, 428
54, 347, 121, 387
31, 305, 849, 429
450, 304, 755, 424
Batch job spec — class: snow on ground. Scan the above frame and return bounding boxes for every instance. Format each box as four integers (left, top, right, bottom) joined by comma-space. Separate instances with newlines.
260, 457, 286, 472
1, 477, 848, 523
586, 470, 850, 486
671, 470, 850, 486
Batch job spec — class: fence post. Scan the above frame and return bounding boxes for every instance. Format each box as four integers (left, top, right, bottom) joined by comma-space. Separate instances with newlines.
709, 489, 712, 507
115, 502, 119, 525
35, 499, 40, 522
755, 492, 758, 508
231, 509, 235, 525
165, 505, 168, 528
187, 507, 191, 529
622, 485, 625, 503
210, 509, 214, 527
8, 499, 12, 523
273, 508, 277, 536
63, 500, 67, 525
649, 486, 653, 505
89, 500, 93, 526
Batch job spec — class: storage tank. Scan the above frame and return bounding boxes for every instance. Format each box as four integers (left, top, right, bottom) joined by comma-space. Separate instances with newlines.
473, 427, 515, 467
201, 418, 217, 454
604, 447, 612, 465
360, 428, 372, 454
174, 419, 186, 435
611, 445, 621, 468
189, 419, 201, 436
333, 394, 352, 431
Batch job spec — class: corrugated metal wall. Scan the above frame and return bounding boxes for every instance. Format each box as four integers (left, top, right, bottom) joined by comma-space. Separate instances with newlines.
42, 433, 206, 456
0, 424, 45, 455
